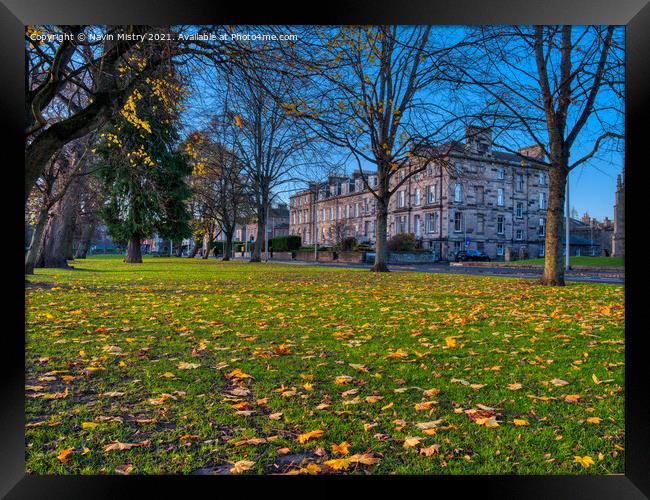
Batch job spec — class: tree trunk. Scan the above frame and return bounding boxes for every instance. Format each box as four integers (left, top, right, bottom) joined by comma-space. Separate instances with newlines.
372, 198, 390, 272
223, 228, 234, 261
74, 220, 96, 259
124, 237, 143, 263
25, 206, 49, 275
36, 177, 81, 269
541, 164, 567, 286
202, 233, 210, 259
173, 240, 183, 257
251, 204, 266, 263
188, 238, 201, 258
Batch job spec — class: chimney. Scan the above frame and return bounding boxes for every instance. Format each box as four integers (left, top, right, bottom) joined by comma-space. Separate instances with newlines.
465, 126, 492, 156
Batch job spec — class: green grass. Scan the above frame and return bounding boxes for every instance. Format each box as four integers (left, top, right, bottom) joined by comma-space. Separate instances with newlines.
510, 257, 624, 267
25, 256, 624, 475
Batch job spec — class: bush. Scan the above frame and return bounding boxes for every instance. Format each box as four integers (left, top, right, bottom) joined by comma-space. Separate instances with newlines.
269, 235, 301, 252
340, 237, 357, 251
354, 243, 373, 252
387, 233, 417, 252
211, 241, 244, 256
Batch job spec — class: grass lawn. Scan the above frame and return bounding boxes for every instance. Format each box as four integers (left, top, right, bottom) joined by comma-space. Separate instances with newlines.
510, 257, 624, 267
25, 256, 624, 475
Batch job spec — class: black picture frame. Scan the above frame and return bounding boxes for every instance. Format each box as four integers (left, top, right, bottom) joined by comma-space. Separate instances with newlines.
3, 1, 647, 497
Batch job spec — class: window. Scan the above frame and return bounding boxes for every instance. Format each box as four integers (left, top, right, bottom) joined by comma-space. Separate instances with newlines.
516, 174, 524, 192
397, 190, 406, 208
497, 215, 504, 234
454, 241, 462, 252
426, 213, 439, 233
398, 170, 405, 182
537, 218, 545, 236
539, 192, 546, 210
426, 185, 436, 204
497, 188, 504, 206
477, 241, 485, 251
539, 172, 546, 185
515, 229, 523, 240
539, 246, 545, 257
497, 168, 505, 180
364, 198, 370, 214
346, 205, 351, 218
329, 207, 334, 220
516, 201, 523, 218
414, 188, 421, 206
496, 244, 504, 256
454, 212, 464, 232
364, 221, 370, 237
477, 213, 485, 234
476, 186, 485, 204
395, 216, 406, 234
414, 215, 421, 237
354, 203, 360, 217
454, 183, 462, 202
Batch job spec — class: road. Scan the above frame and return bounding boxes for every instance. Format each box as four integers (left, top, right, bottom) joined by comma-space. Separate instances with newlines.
235, 258, 624, 284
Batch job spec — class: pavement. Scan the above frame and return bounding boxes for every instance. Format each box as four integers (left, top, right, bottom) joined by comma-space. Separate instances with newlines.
229, 256, 624, 284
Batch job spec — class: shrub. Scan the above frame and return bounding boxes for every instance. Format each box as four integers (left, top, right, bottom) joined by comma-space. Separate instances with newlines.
340, 237, 357, 251
354, 243, 374, 252
269, 235, 301, 252
387, 233, 417, 252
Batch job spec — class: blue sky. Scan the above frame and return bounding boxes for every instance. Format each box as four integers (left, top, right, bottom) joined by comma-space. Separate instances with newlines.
179, 25, 624, 221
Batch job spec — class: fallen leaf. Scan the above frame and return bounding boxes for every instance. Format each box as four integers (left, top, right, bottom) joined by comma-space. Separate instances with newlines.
230, 460, 255, 474
331, 441, 350, 456
419, 444, 441, 456
403, 436, 422, 449
297, 429, 324, 444
324, 458, 350, 471
574, 455, 595, 468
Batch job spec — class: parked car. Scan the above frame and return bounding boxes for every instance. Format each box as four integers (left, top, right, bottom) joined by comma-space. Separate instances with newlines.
454, 249, 491, 262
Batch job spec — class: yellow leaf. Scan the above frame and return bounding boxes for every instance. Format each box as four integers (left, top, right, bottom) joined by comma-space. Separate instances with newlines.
474, 416, 499, 427
403, 436, 422, 448
81, 422, 99, 430
234, 114, 243, 129
334, 375, 353, 385
586, 417, 602, 424
178, 362, 200, 370
513, 419, 529, 426
331, 441, 350, 456
226, 368, 252, 380
381, 402, 394, 411
297, 429, 324, 444
574, 455, 595, 468
592, 374, 601, 385
324, 458, 350, 471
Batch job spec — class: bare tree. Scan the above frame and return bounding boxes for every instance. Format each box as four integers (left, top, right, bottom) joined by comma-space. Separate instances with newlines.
280, 26, 471, 271
224, 62, 314, 263
461, 25, 624, 285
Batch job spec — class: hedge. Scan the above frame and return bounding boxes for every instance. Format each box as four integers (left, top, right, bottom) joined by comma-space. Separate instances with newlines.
269, 235, 301, 252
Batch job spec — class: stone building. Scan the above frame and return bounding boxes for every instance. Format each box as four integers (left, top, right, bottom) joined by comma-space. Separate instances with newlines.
235, 203, 290, 245
289, 127, 550, 261
612, 170, 625, 257
569, 214, 614, 257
